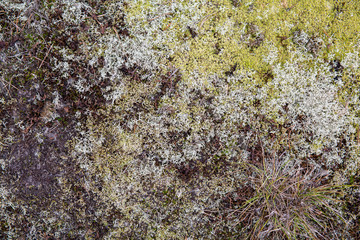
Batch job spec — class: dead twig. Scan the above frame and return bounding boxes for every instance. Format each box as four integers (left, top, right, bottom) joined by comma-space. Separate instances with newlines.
23, 119, 34, 134
112, 26, 121, 40
29, 53, 44, 63
0, 76, 19, 97
323, 29, 330, 38
162, 22, 172, 31
19, 13, 34, 34
167, 68, 178, 80
199, 13, 216, 31
0, 80, 11, 97
39, 43, 53, 68
8, 20, 21, 36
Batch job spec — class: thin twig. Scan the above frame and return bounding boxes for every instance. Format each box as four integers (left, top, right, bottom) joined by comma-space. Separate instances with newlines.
20, 13, 34, 34
39, 43, 53, 68
162, 22, 172, 31
323, 30, 330, 38
29, 54, 44, 62
0, 80, 11, 97
8, 19, 21, 33
0, 76, 19, 97
167, 68, 178, 80
23, 120, 34, 134
112, 26, 121, 40
199, 13, 216, 31
14, 17, 21, 34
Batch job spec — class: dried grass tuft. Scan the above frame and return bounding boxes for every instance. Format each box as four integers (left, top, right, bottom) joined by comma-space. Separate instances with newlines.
232, 146, 353, 239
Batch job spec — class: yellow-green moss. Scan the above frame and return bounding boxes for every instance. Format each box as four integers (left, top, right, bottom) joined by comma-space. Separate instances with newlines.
123, 0, 360, 88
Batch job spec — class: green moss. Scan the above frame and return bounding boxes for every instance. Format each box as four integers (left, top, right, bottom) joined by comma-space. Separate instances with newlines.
85, 118, 142, 174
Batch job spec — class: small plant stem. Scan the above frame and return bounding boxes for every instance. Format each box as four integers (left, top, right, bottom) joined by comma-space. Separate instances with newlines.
39, 43, 53, 68
162, 22, 172, 31
112, 26, 121, 40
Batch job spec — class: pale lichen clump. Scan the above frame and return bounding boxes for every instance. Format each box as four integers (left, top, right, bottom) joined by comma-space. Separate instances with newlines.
258, 56, 355, 164
71, 118, 249, 238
